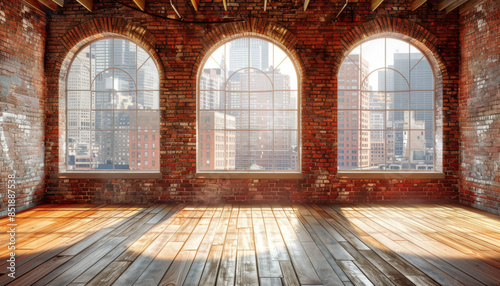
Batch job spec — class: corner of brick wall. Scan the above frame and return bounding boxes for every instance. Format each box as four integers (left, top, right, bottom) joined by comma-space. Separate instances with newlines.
0, 1, 47, 214
459, 0, 500, 214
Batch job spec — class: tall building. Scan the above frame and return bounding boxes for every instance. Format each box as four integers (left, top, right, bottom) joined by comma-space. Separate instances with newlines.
228, 39, 270, 72
387, 53, 434, 169
199, 111, 236, 170
338, 54, 370, 169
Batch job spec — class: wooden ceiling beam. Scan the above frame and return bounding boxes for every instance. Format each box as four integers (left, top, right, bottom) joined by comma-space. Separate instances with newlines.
304, 0, 310, 11
76, 0, 92, 11
437, 0, 455, 10
459, 0, 480, 14
264, 0, 268, 11
22, 0, 46, 12
51, 0, 65, 7
223, 0, 227, 11
38, 0, 58, 11
371, 0, 384, 11
190, 0, 199, 11
410, 0, 427, 10
133, 0, 146, 11
445, 0, 469, 12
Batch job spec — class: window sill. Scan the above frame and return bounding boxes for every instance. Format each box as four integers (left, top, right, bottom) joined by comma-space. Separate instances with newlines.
337, 171, 445, 180
195, 172, 304, 180
58, 171, 162, 179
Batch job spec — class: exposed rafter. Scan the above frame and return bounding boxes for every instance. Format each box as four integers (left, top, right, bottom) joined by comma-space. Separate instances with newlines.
76, 0, 93, 11
22, 0, 46, 12
437, 0, 455, 10
264, 0, 268, 11
223, 0, 227, 11
459, 0, 481, 13
304, 0, 310, 11
133, 0, 146, 11
51, 0, 64, 7
410, 0, 427, 10
371, 0, 384, 11
37, 0, 58, 10
445, 0, 469, 12
190, 0, 199, 11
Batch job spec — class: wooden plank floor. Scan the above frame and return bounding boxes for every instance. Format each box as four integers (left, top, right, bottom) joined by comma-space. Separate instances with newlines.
1, 204, 500, 286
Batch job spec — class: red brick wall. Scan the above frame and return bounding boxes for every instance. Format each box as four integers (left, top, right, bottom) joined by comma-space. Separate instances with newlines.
45, 0, 461, 204
0, 1, 46, 215
459, 0, 500, 214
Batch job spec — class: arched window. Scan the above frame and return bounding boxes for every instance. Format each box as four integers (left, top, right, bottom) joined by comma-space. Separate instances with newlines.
66, 38, 160, 171
338, 38, 438, 171
197, 37, 300, 173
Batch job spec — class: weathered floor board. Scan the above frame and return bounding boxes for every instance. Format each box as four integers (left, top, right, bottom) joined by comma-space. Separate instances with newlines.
1, 203, 499, 286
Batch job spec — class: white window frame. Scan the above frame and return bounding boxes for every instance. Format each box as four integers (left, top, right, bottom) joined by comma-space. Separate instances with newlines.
337, 37, 444, 179
196, 36, 303, 179
59, 37, 161, 179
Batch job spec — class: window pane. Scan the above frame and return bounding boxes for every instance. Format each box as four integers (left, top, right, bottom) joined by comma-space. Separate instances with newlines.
200, 68, 224, 91
411, 91, 434, 110
250, 151, 273, 170
92, 69, 113, 91
93, 111, 113, 130
226, 92, 248, 109
137, 58, 159, 90
200, 111, 225, 130
411, 111, 433, 129
198, 37, 300, 172
386, 69, 409, 91
275, 57, 298, 90
274, 150, 298, 170
92, 131, 114, 169
386, 39, 410, 80
249, 70, 272, 91
274, 131, 298, 150
411, 58, 433, 90
137, 110, 159, 130
67, 38, 159, 172
114, 70, 135, 91
367, 111, 384, 129
250, 92, 272, 109
275, 111, 297, 129
67, 91, 91, 110
67, 110, 90, 129
114, 110, 136, 129
114, 130, 130, 170
234, 131, 250, 170
92, 92, 113, 109
91, 39, 113, 78
68, 62, 91, 90
114, 39, 137, 81
250, 111, 273, 130
275, 91, 297, 109
387, 92, 409, 109
228, 38, 249, 76
250, 131, 273, 151
115, 92, 136, 109
387, 111, 409, 129
226, 110, 249, 130
138, 91, 159, 109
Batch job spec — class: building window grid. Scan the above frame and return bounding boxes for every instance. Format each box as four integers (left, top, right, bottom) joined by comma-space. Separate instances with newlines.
198, 37, 300, 172
66, 38, 160, 171
338, 38, 436, 171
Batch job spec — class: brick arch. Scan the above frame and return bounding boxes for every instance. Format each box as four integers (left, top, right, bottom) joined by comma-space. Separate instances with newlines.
335, 17, 447, 80
59, 17, 163, 77
195, 18, 302, 76
335, 17, 448, 173
56, 18, 164, 171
